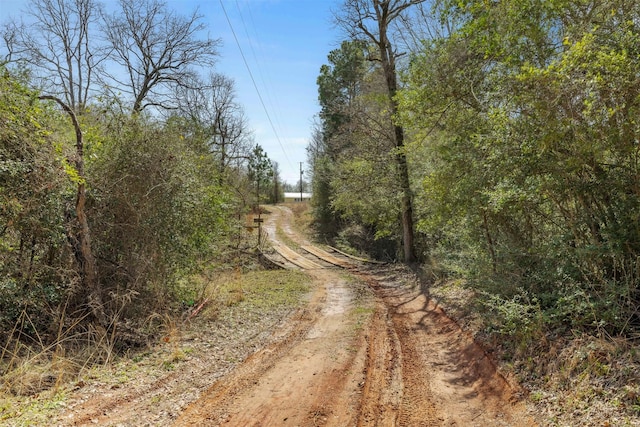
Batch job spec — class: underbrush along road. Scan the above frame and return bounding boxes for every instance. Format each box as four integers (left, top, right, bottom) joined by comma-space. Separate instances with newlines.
174, 205, 536, 426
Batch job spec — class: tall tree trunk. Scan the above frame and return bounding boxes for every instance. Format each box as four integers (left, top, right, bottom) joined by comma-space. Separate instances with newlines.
39, 95, 106, 325
375, 0, 417, 262
396, 126, 416, 262
482, 210, 498, 274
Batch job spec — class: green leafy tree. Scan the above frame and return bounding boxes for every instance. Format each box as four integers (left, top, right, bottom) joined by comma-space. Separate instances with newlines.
247, 144, 273, 211
311, 40, 368, 236
336, 0, 425, 262
399, 0, 640, 334
271, 161, 283, 204
0, 69, 72, 338
313, 35, 413, 259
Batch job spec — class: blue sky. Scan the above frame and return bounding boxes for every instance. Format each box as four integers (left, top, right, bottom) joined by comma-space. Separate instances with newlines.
0, 0, 344, 185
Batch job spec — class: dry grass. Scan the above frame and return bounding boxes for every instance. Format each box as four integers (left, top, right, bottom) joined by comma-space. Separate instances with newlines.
287, 202, 313, 233
423, 272, 640, 426
0, 258, 224, 406
521, 334, 640, 426
0, 307, 122, 400
1, 263, 311, 425
0, 313, 129, 425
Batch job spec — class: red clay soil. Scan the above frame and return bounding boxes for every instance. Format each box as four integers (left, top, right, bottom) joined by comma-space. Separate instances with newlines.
55, 206, 536, 426
174, 206, 536, 426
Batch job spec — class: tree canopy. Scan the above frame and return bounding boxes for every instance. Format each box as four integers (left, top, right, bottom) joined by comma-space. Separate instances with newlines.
0, 0, 275, 355
310, 0, 640, 336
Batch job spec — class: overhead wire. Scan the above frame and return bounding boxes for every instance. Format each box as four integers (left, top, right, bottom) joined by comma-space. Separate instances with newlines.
240, 2, 289, 146
218, 0, 293, 167
235, 1, 284, 138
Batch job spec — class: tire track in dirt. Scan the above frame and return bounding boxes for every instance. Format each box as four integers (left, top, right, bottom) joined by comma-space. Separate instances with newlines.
357, 302, 405, 426
361, 266, 536, 426
48, 205, 538, 426
61, 205, 536, 426
173, 305, 318, 425
63, 368, 185, 426
173, 267, 365, 426
221, 205, 537, 426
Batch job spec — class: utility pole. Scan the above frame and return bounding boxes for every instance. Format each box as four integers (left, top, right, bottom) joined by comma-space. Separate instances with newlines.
299, 162, 304, 202
257, 177, 262, 246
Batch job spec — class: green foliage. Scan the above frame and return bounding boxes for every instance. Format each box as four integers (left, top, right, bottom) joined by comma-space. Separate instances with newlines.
0, 69, 73, 339
0, 1, 274, 390
312, 39, 409, 255
88, 114, 233, 315
247, 144, 273, 207
0, 57, 261, 360
398, 0, 640, 336
308, 150, 336, 236
310, 41, 369, 239
331, 144, 400, 240
482, 290, 546, 351
317, 40, 368, 142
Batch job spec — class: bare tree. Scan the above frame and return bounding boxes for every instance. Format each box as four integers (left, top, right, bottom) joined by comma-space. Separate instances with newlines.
208, 74, 252, 171
103, 0, 220, 114
176, 73, 253, 174
336, 0, 424, 262
1, 22, 18, 63
4, 0, 104, 111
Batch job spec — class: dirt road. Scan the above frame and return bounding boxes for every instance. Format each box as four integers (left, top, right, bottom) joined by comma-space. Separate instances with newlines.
53, 205, 535, 426
175, 206, 535, 426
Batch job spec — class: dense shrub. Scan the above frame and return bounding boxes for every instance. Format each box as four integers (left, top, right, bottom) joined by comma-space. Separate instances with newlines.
0, 70, 74, 341
88, 115, 234, 318
398, 0, 640, 336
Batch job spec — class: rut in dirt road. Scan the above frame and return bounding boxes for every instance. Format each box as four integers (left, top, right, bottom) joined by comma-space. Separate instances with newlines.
359, 266, 535, 426
174, 206, 536, 426
174, 268, 366, 426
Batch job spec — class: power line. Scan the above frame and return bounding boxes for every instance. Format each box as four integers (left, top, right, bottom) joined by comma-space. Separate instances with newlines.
219, 0, 292, 167
240, 2, 289, 144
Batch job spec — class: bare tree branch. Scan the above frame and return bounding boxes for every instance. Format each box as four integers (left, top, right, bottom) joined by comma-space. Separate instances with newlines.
103, 0, 221, 114
5, 0, 105, 112
175, 73, 253, 174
